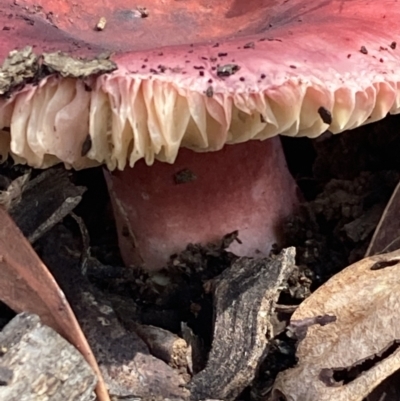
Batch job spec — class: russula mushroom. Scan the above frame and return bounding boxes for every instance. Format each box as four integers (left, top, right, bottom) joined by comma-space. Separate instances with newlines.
1, 0, 400, 270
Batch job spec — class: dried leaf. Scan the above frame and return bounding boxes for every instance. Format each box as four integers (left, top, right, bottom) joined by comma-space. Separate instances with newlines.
366, 180, 400, 256
272, 250, 400, 401
0, 206, 110, 401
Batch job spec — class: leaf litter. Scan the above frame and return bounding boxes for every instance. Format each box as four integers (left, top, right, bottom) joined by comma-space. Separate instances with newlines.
273, 250, 400, 401
0, 116, 400, 400
0, 192, 110, 400
270, 114, 400, 401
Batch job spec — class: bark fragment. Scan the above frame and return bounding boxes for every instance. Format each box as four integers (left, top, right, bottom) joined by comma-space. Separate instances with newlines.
0, 47, 38, 95
0, 46, 116, 96
0, 313, 97, 401
42, 51, 116, 78
190, 248, 296, 401
132, 323, 190, 370
7, 168, 86, 243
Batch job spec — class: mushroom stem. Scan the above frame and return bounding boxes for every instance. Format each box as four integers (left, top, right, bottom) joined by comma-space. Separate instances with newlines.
104, 137, 300, 271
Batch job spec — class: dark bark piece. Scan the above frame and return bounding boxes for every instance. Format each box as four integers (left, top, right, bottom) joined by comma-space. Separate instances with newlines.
189, 248, 296, 401
0, 312, 96, 401
38, 225, 189, 400
9, 167, 86, 243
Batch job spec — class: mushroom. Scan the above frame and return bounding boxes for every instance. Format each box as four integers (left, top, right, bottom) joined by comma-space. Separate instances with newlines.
0, 0, 399, 270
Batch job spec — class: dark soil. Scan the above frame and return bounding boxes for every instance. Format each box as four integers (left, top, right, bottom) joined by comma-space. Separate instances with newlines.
281, 114, 400, 288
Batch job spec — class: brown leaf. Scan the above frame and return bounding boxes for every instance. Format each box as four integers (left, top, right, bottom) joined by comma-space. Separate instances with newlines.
366, 180, 400, 256
272, 250, 400, 401
0, 206, 110, 401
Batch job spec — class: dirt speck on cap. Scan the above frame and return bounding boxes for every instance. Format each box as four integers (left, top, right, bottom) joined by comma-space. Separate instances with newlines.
216, 64, 240, 77
81, 134, 92, 157
318, 106, 332, 125
95, 17, 107, 31
133, 6, 149, 18
174, 169, 197, 184
243, 42, 255, 49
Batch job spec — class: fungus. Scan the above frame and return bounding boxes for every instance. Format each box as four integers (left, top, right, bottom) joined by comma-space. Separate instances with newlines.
0, 0, 400, 270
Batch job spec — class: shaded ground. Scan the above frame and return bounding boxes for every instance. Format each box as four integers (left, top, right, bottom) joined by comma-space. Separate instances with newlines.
282, 114, 400, 287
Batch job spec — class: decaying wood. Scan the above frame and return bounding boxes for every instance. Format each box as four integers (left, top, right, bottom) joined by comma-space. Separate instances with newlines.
0, 313, 96, 401
0, 206, 110, 401
39, 224, 190, 400
273, 249, 400, 401
190, 248, 296, 401
7, 168, 86, 243
181, 322, 203, 375
132, 323, 190, 370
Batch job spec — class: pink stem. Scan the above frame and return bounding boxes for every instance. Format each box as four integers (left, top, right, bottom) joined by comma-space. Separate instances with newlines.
105, 137, 300, 271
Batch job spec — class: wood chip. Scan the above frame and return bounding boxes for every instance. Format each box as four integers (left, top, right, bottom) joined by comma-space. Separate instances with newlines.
0, 313, 97, 401
190, 248, 296, 401
8, 168, 86, 243
132, 323, 189, 370
0, 171, 30, 210
96, 17, 107, 31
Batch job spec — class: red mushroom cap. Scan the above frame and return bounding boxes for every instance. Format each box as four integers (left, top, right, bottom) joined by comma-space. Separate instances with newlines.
0, 0, 399, 169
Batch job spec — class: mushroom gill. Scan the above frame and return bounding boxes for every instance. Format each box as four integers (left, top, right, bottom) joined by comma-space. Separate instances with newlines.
0, 0, 400, 269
